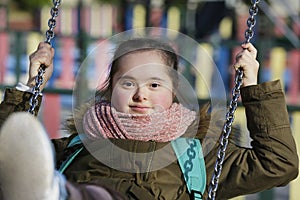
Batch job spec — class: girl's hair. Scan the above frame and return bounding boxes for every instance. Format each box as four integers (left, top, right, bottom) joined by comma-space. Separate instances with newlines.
96, 38, 179, 100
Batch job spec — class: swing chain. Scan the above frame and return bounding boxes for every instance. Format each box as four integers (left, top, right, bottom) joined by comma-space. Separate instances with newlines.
28, 0, 61, 115
207, 69, 243, 200
245, 0, 260, 43
207, 0, 260, 199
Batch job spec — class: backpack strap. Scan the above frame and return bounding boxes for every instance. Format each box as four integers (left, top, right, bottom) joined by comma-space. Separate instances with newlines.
171, 138, 206, 199
58, 135, 83, 173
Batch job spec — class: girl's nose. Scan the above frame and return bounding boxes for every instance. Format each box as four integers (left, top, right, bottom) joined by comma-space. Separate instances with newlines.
133, 86, 147, 101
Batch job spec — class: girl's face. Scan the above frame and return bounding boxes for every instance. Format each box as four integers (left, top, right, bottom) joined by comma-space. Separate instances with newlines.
111, 50, 174, 114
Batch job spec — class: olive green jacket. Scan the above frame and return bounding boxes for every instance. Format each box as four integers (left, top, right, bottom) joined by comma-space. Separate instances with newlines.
0, 80, 298, 199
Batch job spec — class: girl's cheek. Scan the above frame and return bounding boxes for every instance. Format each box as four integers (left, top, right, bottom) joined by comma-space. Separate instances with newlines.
112, 87, 130, 99
151, 95, 173, 110
111, 89, 130, 108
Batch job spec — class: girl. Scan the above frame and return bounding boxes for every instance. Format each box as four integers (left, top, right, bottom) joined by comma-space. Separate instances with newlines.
0, 37, 298, 200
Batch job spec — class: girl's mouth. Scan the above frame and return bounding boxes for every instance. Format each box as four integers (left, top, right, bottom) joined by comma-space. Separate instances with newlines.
129, 106, 150, 113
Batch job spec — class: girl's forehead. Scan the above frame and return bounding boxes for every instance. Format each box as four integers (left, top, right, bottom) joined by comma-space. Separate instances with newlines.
111, 50, 175, 83
115, 51, 169, 71
116, 63, 171, 80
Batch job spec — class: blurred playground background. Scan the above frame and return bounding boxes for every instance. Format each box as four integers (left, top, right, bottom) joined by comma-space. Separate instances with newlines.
0, 0, 299, 199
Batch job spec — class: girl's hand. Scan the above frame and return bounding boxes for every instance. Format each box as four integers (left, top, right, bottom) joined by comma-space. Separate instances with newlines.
233, 43, 259, 87
27, 42, 55, 91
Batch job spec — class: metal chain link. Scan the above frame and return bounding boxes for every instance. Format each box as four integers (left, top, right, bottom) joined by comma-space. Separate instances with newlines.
207, 0, 260, 199
28, 0, 61, 115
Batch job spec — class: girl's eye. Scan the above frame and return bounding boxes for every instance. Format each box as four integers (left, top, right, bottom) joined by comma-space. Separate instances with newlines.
150, 83, 160, 88
121, 80, 135, 88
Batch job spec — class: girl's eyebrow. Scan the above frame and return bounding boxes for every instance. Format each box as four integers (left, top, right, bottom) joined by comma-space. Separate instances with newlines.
148, 77, 166, 82
116, 75, 135, 81
117, 75, 166, 82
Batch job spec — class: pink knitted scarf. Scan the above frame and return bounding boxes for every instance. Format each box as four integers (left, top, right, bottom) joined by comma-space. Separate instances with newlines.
83, 101, 196, 142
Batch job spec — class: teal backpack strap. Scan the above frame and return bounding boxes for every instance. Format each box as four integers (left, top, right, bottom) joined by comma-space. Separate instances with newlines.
58, 135, 84, 173
171, 138, 206, 199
